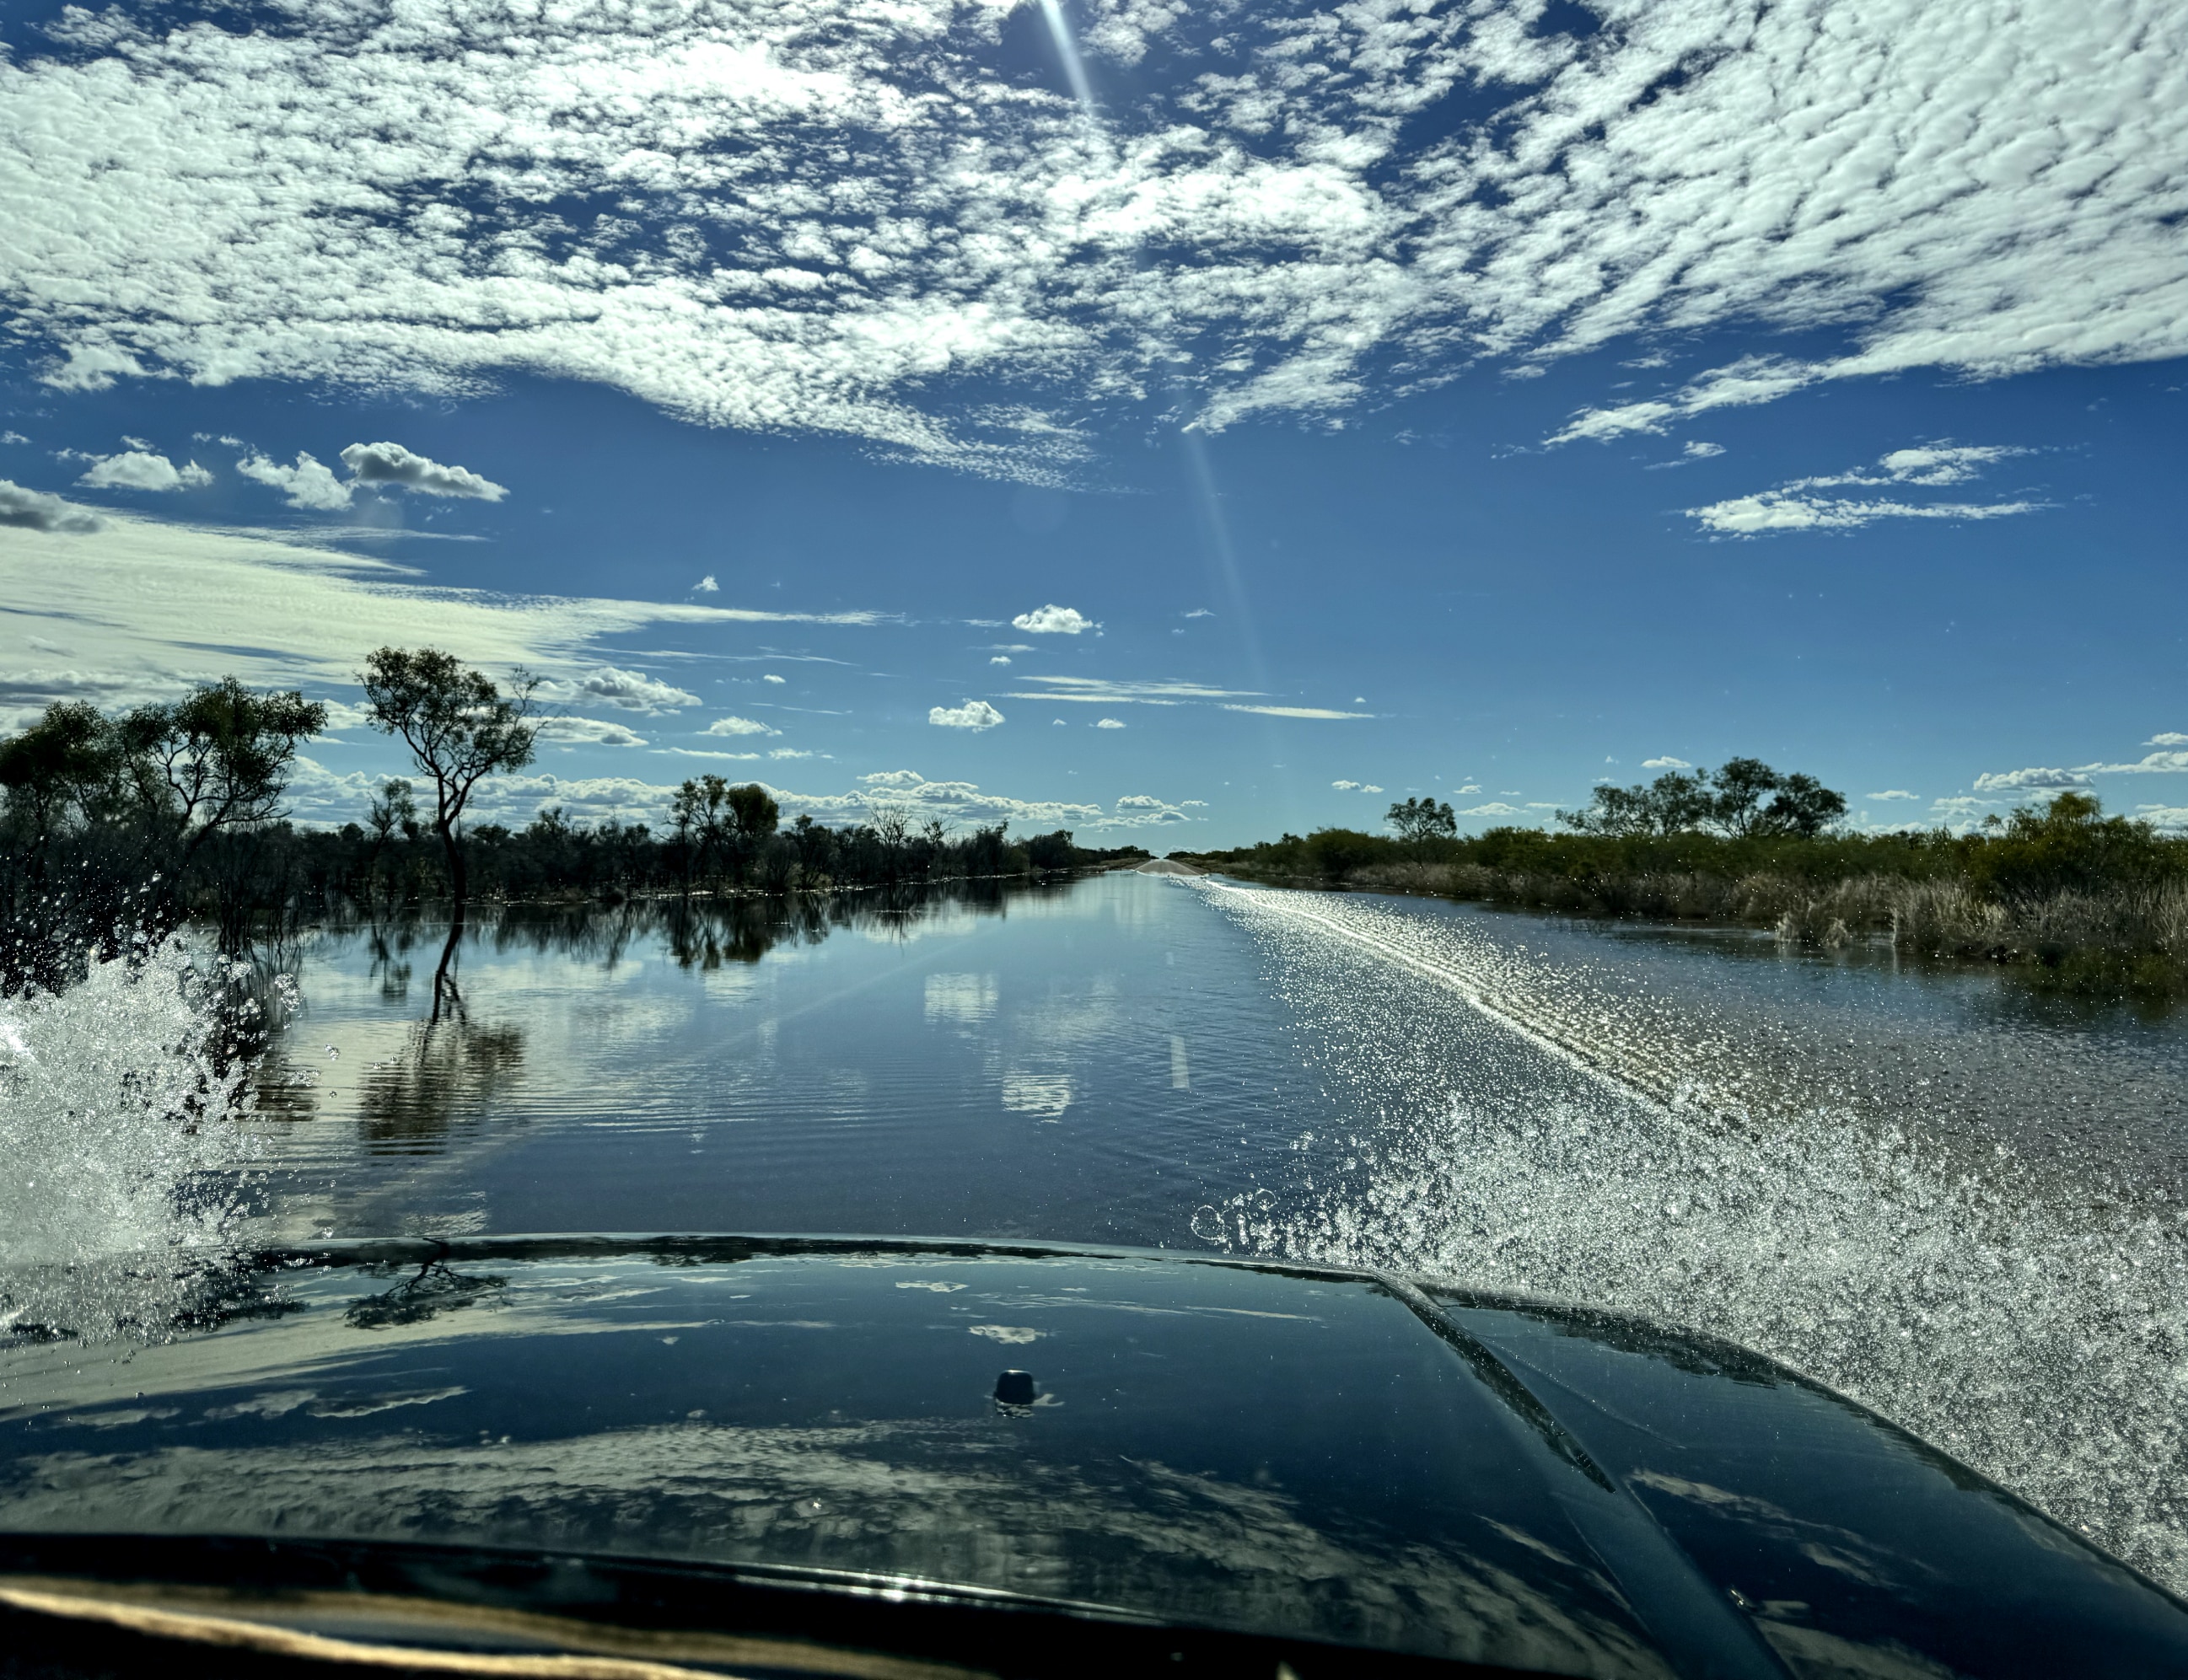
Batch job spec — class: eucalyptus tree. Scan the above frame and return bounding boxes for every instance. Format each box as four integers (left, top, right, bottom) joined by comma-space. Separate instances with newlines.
360, 647, 539, 921
121, 678, 326, 861
1560, 759, 1846, 840
0, 701, 117, 867
1386, 796, 1456, 844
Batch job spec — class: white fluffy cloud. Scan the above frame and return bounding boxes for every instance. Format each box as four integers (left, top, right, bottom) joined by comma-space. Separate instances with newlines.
1867, 790, 1919, 802
282, 759, 1121, 832
1093, 717, 1124, 728
1642, 755, 1691, 769
1331, 779, 1384, 792
1967, 743, 2188, 793
536, 716, 648, 748
1111, 793, 1192, 825
237, 451, 353, 511
541, 667, 702, 713
77, 450, 212, 492
829, 770, 1100, 829
1012, 605, 1097, 636
239, 442, 502, 508
930, 699, 1006, 730
702, 715, 778, 737
339, 442, 504, 501
1972, 766, 2093, 792
0, 2, 2180, 466
0, 479, 102, 534
2083, 749, 2188, 775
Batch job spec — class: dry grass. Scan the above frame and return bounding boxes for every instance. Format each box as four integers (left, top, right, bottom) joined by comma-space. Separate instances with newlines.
1281, 860, 2188, 997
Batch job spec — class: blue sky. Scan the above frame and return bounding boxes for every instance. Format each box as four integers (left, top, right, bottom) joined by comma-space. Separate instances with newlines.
2, 0, 2185, 845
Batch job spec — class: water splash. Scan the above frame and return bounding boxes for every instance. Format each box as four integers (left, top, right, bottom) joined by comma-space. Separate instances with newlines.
1198, 881, 2188, 1591
0, 935, 264, 1339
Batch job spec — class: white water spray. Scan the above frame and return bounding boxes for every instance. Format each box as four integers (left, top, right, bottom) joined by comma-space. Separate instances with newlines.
1199, 881, 2188, 1591
0, 937, 262, 1338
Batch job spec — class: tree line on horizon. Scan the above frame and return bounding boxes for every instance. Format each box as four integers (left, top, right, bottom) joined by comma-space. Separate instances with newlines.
1184, 764, 2188, 997
0, 649, 1145, 996
1379, 759, 1850, 846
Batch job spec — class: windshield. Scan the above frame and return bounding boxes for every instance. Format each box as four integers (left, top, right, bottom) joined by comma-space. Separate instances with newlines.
4, 0, 2188, 1668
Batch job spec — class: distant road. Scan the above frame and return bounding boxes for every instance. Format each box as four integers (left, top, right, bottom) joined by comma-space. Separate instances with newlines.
1132, 858, 1205, 876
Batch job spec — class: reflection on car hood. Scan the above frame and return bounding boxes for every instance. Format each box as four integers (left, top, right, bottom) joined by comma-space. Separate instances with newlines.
3, 1236, 2185, 1678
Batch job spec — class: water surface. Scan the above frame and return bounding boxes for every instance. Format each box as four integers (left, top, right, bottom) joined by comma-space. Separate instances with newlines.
19, 867, 2188, 1592
245, 873, 1336, 1246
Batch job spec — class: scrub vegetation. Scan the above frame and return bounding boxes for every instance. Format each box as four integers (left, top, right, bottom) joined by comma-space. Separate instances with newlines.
0, 658, 1145, 998
1183, 766, 2188, 1000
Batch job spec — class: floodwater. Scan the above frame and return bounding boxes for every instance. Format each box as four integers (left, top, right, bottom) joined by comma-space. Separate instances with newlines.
12, 868, 2188, 1591
240, 873, 1329, 1246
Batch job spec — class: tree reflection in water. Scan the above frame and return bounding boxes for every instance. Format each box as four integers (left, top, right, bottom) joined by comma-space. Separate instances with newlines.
355, 1013, 526, 1148
250, 878, 1053, 1146
345, 1259, 508, 1329
478, 878, 1024, 972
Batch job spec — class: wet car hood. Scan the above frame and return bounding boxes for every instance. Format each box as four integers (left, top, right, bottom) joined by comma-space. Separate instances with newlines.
2, 1235, 2184, 1678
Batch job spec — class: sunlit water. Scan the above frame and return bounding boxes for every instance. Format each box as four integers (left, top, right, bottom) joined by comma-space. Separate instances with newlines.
9, 871, 2188, 1591
1190, 880, 2188, 1593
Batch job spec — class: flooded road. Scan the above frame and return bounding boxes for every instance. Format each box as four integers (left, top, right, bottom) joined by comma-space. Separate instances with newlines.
14, 868, 2188, 1589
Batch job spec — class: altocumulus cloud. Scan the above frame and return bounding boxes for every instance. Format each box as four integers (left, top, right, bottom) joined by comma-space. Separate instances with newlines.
0, 3, 2183, 470
930, 700, 1005, 731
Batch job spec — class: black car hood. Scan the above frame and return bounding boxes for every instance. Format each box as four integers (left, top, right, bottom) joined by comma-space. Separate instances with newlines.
1, 1235, 2183, 1678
